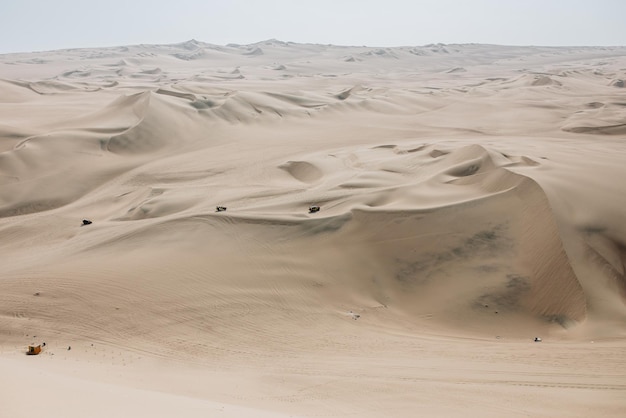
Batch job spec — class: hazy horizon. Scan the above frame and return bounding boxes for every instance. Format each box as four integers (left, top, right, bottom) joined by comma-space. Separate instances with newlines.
1, 0, 625, 54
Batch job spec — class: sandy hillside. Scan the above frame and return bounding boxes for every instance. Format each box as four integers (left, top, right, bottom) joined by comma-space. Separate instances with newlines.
1, 40, 626, 417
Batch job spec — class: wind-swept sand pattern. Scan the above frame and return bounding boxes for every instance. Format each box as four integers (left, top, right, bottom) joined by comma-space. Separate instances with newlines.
1, 41, 626, 417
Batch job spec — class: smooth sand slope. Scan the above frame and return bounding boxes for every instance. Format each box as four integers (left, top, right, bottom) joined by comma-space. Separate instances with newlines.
1, 40, 626, 417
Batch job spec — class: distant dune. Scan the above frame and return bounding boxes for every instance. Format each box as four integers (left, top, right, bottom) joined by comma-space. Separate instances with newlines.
1, 41, 626, 418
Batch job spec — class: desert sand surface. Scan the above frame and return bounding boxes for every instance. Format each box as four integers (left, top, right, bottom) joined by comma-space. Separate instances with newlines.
1, 40, 626, 417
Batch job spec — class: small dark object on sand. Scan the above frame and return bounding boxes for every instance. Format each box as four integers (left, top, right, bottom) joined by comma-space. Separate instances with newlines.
534, 337, 542, 342
68, 346, 71, 351
216, 206, 227, 212
82, 219, 92, 226
309, 205, 320, 213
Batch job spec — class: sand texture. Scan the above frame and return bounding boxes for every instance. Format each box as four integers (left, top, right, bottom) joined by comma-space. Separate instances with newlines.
1, 40, 626, 417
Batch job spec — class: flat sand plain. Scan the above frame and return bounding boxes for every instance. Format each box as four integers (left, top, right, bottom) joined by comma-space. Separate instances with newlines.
1, 40, 626, 417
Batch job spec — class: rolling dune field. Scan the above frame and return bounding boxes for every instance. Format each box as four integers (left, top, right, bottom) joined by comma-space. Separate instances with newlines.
1, 40, 626, 417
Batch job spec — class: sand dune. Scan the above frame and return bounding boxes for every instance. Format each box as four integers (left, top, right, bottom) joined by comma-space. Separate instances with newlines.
1, 41, 626, 417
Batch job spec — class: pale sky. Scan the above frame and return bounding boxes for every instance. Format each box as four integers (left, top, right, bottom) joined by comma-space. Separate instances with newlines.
1, 0, 625, 53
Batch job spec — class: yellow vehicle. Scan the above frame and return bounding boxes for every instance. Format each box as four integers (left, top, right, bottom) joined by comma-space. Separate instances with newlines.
27, 345, 42, 355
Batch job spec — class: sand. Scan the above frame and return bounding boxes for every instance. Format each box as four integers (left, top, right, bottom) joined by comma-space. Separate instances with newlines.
1, 40, 626, 417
